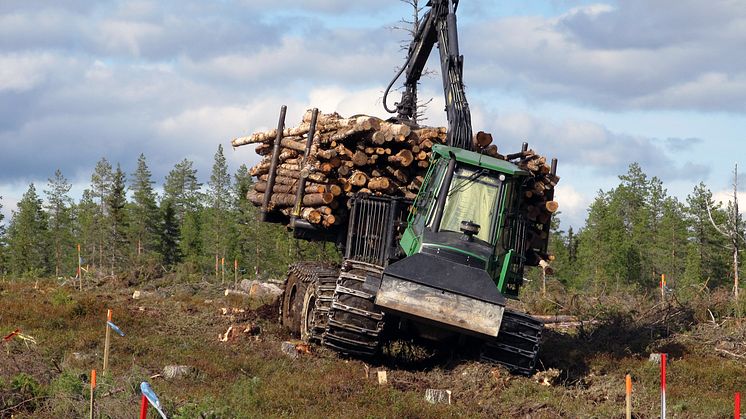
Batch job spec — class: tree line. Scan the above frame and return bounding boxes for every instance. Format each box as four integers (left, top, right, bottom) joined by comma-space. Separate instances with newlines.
0, 145, 337, 281
549, 163, 741, 298
0, 154, 741, 298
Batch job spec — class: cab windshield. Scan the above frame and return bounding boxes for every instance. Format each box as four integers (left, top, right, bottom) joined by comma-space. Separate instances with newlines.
430, 166, 502, 243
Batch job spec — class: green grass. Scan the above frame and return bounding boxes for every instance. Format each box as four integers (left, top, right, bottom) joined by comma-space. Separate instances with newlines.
1, 277, 746, 418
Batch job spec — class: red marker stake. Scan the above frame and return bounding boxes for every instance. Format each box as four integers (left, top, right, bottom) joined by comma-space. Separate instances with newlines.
736, 392, 741, 419
140, 393, 149, 419
661, 353, 667, 419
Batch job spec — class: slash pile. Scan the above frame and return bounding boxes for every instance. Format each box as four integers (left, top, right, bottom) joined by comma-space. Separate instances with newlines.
231, 110, 559, 232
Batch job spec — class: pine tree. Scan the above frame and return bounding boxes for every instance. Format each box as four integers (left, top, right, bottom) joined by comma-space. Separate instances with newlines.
654, 196, 689, 290
163, 159, 203, 223
576, 191, 624, 289
234, 164, 259, 275
575, 164, 657, 290
45, 169, 75, 277
91, 158, 113, 267
204, 145, 234, 276
7, 184, 50, 276
129, 154, 160, 259
74, 190, 99, 274
106, 165, 128, 274
163, 159, 203, 269
686, 182, 729, 288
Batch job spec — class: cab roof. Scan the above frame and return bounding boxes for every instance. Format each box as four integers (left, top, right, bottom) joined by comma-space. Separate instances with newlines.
432, 144, 528, 176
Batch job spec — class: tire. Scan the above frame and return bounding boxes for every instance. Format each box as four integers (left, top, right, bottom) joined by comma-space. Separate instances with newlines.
300, 283, 317, 342
281, 270, 307, 336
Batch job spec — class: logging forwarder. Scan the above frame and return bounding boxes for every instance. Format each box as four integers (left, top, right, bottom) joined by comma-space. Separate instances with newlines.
265, 0, 558, 374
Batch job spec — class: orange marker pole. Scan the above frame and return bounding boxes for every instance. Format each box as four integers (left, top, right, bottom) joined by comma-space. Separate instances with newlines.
661, 274, 666, 302
221, 257, 225, 284
139, 393, 148, 419
234, 259, 239, 287
103, 309, 112, 373
89, 369, 96, 419
625, 374, 632, 419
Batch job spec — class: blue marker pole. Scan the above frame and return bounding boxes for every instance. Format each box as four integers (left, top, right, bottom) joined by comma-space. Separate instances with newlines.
103, 310, 126, 373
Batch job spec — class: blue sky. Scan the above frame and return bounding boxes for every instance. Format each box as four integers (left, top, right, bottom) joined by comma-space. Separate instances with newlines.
1, 0, 745, 229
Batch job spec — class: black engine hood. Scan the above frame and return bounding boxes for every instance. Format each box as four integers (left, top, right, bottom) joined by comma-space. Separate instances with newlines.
382, 252, 505, 305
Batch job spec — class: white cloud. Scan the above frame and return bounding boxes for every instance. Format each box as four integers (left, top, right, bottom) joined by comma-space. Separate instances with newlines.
484, 111, 709, 181
94, 19, 161, 56
712, 190, 746, 209
553, 182, 591, 229
0, 53, 61, 92
462, 1, 746, 111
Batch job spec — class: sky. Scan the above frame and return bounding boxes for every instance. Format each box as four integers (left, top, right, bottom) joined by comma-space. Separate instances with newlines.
1, 0, 745, 229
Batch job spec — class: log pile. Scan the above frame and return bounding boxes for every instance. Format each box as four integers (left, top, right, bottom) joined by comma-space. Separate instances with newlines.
231, 110, 560, 237
232, 109, 447, 227
502, 146, 561, 257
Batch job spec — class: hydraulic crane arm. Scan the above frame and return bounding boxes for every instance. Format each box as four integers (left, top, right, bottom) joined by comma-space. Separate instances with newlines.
383, 0, 474, 150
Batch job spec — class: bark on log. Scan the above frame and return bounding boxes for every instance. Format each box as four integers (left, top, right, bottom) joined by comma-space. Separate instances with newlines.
280, 207, 322, 224
248, 191, 334, 208
254, 181, 326, 195
275, 168, 326, 183
232, 124, 311, 147
236, 111, 559, 233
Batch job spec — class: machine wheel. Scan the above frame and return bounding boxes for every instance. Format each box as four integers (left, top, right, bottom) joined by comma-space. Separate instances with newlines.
280, 262, 340, 340
281, 268, 307, 335
300, 284, 317, 342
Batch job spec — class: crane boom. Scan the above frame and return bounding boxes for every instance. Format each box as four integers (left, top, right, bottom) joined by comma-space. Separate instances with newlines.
385, 0, 473, 150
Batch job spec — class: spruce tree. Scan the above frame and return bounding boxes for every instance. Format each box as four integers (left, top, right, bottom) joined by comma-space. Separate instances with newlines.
160, 200, 180, 267
7, 184, 50, 276
45, 169, 75, 277
107, 165, 128, 274
91, 158, 113, 267
129, 154, 160, 259
180, 211, 202, 268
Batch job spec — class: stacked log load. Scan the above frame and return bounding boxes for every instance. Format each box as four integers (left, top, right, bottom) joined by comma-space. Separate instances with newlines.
230, 110, 559, 234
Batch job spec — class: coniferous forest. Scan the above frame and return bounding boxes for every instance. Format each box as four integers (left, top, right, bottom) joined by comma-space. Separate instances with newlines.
0, 145, 340, 283
0, 148, 741, 302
